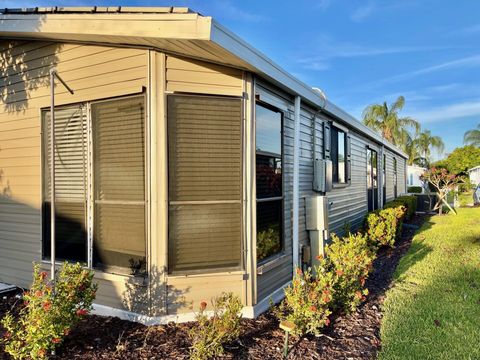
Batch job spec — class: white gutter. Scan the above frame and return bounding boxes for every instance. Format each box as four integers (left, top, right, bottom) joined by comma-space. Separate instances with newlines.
292, 96, 301, 271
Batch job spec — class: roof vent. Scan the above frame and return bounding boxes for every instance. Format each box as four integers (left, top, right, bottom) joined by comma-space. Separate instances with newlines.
312, 87, 327, 108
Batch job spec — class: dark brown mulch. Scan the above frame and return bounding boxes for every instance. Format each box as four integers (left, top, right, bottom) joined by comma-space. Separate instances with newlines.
0, 214, 427, 360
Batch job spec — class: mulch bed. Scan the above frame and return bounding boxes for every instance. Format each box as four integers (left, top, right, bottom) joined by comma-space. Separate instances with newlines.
0, 214, 427, 360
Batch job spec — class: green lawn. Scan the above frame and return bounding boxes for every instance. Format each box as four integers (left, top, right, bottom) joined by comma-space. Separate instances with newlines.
379, 207, 480, 360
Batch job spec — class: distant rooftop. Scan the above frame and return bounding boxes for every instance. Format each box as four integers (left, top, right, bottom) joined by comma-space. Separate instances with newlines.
0, 6, 194, 14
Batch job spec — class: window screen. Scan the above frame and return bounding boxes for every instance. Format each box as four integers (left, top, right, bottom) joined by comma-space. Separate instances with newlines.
92, 96, 146, 271
256, 103, 283, 262
168, 95, 243, 273
43, 106, 88, 263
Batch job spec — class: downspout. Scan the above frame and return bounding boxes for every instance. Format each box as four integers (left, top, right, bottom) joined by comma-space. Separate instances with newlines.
292, 96, 301, 271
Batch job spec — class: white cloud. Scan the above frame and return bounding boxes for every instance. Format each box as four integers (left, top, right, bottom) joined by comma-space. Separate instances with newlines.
296, 34, 447, 71
408, 100, 480, 123
370, 54, 480, 86
350, 1, 376, 22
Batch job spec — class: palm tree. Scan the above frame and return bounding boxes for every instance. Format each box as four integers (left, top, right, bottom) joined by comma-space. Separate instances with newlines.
414, 130, 444, 164
362, 96, 420, 147
464, 124, 480, 147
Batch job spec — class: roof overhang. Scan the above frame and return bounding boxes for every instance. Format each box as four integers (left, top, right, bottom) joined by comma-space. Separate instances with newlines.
0, 7, 407, 158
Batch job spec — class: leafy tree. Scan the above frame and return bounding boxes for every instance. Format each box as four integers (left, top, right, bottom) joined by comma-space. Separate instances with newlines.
420, 168, 463, 215
362, 96, 420, 147
464, 123, 480, 147
432, 145, 480, 175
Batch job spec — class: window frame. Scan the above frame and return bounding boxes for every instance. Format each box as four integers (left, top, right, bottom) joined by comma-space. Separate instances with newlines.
330, 125, 348, 185
166, 93, 245, 275
40, 93, 148, 276
255, 100, 285, 265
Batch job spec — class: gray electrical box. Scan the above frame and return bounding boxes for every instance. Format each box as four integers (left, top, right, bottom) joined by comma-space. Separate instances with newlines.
305, 195, 329, 269
313, 159, 332, 193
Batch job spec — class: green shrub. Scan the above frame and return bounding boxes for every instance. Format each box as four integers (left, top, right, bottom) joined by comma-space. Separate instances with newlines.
276, 267, 334, 336
407, 186, 423, 194
394, 195, 417, 219
189, 292, 242, 360
322, 233, 376, 312
257, 225, 281, 261
365, 206, 406, 248
1, 263, 97, 360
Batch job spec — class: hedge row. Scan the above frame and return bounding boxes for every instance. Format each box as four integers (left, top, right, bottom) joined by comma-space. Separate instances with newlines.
365, 195, 417, 249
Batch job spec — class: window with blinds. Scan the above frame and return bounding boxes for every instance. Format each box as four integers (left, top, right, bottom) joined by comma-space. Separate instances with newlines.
43, 105, 88, 263
42, 95, 146, 274
167, 95, 243, 273
92, 96, 146, 271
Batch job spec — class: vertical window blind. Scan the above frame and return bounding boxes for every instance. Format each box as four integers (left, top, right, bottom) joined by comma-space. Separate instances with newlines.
42, 95, 146, 274
167, 95, 243, 273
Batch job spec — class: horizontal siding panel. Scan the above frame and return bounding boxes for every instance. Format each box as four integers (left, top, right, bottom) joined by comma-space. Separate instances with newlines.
0, 40, 148, 310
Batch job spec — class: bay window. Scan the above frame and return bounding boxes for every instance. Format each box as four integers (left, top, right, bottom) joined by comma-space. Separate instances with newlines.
42, 95, 146, 274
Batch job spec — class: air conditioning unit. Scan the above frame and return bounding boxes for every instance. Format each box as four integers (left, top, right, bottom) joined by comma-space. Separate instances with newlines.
313, 159, 332, 193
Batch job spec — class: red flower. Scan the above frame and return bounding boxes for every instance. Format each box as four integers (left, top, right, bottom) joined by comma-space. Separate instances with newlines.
325, 318, 330, 326
64, 328, 70, 336
76, 309, 88, 316
296, 268, 303, 276
359, 277, 366, 286
3, 331, 11, 339
200, 301, 208, 311
40, 272, 48, 280
336, 269, 344, 276
315, 254, 324, 260
43, 301, 51, 311
355, 291, 362, 299
52, 337, 61, 344
38, 349, 46, 358
35, 290, 43, 297
310, 305, 317, 312
322, 289, 330, 296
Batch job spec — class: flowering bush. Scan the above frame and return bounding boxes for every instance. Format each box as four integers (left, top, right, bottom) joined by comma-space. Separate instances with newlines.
276, 267, 334, 336
1, 263, 97, 360
321, 233, 375, 313
421, 167, 463, 214
365, 205, 406, 249
189, 292, 243, 360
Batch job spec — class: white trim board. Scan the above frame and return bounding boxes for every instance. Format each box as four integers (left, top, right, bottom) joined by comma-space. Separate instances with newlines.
91, 281, 290, 325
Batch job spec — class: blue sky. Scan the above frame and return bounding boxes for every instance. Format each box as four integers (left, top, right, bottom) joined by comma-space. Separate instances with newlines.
5, 0, 480, 157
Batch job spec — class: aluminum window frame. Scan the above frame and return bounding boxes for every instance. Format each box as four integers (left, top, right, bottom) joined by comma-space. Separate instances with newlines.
255, 100, 285, 265
166, 92, 245, 275
40, 92, 148, 276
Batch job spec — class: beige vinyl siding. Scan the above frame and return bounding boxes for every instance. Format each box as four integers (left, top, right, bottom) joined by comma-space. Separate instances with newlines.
165, 54, 243, 96
255, 81, 294, 302
0, 40, 147, 311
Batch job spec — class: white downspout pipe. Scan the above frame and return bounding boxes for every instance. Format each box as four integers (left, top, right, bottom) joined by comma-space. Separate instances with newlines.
292, 96, 301, 271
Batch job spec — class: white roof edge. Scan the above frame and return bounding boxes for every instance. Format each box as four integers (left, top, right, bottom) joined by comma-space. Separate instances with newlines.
468, 165, 480, 171
210, 20, 407, 159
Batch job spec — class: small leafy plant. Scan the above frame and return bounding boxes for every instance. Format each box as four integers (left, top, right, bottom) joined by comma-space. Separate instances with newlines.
276, 267, 334, 336
189, 292, 243, 360
322, 233, 376, 313
365, 206, 406, 248
1, 263, 97, 360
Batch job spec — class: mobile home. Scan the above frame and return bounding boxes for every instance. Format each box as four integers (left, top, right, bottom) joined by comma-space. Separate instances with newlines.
0, 7, 407, 323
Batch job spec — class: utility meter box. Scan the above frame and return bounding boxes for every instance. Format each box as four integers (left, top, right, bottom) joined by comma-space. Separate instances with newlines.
313, 159, 332, 193
306, 195, 330, 269
306, 195, 329, 231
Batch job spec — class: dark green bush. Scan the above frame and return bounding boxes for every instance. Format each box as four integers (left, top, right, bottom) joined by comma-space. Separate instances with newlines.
384, 195, 417, 219
407, 186, 423, 194
365, 206, 406, 249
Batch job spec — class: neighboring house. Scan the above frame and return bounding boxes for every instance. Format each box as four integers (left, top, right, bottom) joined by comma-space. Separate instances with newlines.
407, 165, 427, 192
0, 7, 407, 324
468, 166, 480, 185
